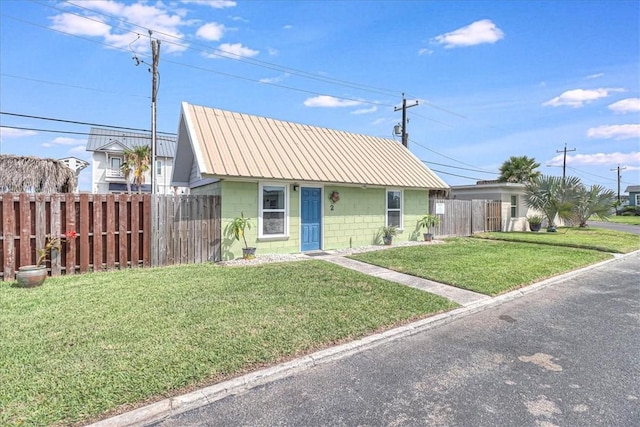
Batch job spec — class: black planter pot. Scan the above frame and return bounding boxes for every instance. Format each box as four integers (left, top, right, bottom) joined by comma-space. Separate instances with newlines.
424, 233, 434, 241
242, 247, 257, 260
529, 223, 542, 232
383, 236, 393, 245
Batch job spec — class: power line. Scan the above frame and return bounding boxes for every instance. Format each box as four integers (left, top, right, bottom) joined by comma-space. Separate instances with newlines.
0, 125, 175, 140
38, 0, 401, 99
3, 12, 395, 110
422, 160, 498, 175
409, 138, 496, 172
31, 0, 467, 117
428, 168, 482, 181
0, 73, 148, 99
0, 112, 176, 135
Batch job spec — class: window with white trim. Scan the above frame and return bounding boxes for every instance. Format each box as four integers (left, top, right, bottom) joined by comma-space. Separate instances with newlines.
156, 159, 162, 176
635, 194, 640, 206
259, 183, 288, 238
110, 157, 121, 170
386, 189, 402, 228
510, 195, 518, 217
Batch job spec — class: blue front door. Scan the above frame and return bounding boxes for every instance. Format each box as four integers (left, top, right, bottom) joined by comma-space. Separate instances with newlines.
301, 187, 321, 251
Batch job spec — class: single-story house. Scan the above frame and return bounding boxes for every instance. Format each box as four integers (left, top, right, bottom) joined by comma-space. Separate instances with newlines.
625, 185, 640, 206
172, 102, 449, 260
450, 180, 534, 231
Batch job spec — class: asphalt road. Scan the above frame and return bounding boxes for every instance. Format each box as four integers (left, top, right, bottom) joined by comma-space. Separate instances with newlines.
588, 220, 640, 234
153, 253, 640, 427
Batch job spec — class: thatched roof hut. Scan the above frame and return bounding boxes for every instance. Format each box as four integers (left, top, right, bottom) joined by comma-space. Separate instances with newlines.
0, 155, 76, 193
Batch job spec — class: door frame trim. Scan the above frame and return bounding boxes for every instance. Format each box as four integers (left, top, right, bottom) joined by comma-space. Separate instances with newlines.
299, 185, 324, 252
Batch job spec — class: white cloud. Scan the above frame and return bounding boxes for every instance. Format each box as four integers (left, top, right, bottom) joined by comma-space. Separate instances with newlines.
50, 2, 189, 54
543, 88, 625, 108
259, 73, 290, 84
205, 43, 259, 59
0, 127, 37, 140
418, 48, 433, 56
283, 24, 293, 30
432, 19, 504, 48
608, 98, 640, 114
549, 151, 640, 167
51, 137, 86, 146
181, 0, 237, 8
50, 13, 111, 37
303, 96, 363, 108
586, 73, 604, 79
587, 124, 640, 140
196, 22, 225, 41
352, 106, 378, 115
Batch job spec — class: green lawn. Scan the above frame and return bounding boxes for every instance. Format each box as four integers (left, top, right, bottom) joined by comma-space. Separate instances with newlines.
349, 238, 611, 296
590, 216, 640, 225
0, 261, 456, 427
475, 227, 640, 253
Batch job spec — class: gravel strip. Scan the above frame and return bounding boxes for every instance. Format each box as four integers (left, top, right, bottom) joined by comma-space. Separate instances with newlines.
216, 240, 442, 267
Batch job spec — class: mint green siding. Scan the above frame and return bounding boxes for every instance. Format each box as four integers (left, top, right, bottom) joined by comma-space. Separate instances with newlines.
215, 181, 429, 260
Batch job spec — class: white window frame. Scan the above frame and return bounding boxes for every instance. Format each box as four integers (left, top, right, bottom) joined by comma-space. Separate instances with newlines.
110, 156, 122, 170
258, 182, 289, 239
635, 194, 640, 206
156, 159, 162, 176
386, 189, 403, 229
510, 195, 518, 218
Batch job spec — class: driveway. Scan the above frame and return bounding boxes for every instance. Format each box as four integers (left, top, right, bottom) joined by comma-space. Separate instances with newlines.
152, 252, 640, 427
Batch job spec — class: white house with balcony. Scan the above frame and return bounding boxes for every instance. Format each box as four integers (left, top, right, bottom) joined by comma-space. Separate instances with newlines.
86, 127, 187, 194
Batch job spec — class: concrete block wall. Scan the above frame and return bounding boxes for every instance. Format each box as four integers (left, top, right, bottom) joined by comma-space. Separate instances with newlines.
203, 180, 431, 260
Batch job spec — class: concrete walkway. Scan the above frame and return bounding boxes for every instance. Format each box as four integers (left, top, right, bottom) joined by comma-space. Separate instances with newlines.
321, 255, 490, 306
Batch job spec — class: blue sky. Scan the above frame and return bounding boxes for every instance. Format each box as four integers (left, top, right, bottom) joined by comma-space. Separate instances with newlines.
1, 0, 638, 193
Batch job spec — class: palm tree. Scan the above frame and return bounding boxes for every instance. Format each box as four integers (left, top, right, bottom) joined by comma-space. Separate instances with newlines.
120, 145, 151, 194
0, 155, 76, 193
524, 175, 581, 230
498, 155, 541, 183
572, 184, 616, 227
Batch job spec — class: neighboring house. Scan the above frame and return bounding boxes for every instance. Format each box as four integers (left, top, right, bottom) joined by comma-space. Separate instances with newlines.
625, 185, 640, 206
172, 102, 449, 260
58, 156, 89, 193
86, 127, 186, 194
450, 181, 533, 231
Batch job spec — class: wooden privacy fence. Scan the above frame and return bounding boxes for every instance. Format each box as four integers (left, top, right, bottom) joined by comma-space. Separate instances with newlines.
429, 199, 502, 237
0, 193, 221, 281
151, 195, 221, 267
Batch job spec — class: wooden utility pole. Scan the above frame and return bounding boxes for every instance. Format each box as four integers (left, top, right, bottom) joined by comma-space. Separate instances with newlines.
610, 164, 627, 204
556, 143, 576, 181
394, 93, 418, 148
150, 31, 160, 195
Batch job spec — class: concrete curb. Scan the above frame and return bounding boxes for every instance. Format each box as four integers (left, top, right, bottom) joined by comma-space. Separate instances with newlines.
87, 251, 637, 427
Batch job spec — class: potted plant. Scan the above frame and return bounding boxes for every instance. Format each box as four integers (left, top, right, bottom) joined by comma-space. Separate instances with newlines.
15, 231, 77, 287
417, 214, 440, 241
381, 225, 398, 245
527, 215, 543, 232
226, 212, 256, 259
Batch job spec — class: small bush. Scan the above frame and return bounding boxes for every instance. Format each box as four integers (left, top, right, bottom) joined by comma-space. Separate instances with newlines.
621, 206, 640, 216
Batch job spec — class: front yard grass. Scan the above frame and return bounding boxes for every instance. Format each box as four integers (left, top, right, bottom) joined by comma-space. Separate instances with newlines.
475, 227, 640, 253
0, 261, 456, 427
349, 238, 611, 296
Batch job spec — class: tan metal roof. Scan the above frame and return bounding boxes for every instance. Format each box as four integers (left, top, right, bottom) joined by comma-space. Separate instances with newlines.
181, 102, 449, 189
